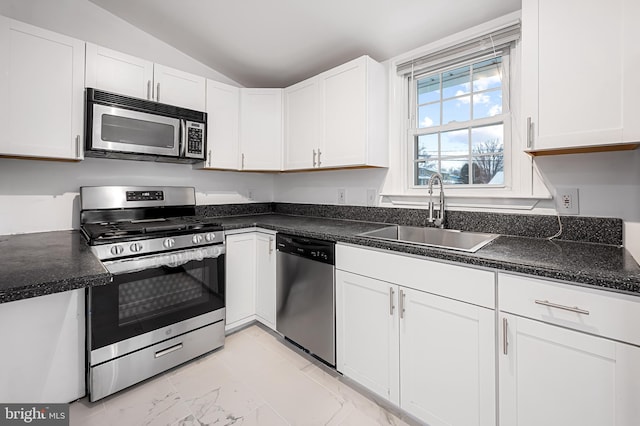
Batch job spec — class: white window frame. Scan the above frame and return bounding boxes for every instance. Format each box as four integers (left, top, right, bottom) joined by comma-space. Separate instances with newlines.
408, 51, 512, 190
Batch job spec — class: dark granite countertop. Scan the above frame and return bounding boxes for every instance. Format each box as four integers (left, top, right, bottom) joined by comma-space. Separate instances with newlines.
0, 230, 111, 304
214, 213, 640, 296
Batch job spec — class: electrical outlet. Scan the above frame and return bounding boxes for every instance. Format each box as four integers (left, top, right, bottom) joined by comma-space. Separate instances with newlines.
555, 187, 579, 215
366, 189, 377, 206
337, 188, 346, 204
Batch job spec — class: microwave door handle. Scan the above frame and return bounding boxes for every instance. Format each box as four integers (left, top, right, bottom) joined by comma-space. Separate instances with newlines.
179, 119, 187, 157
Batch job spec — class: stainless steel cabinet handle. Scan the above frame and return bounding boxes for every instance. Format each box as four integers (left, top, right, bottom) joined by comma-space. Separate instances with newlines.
156, 82, 160, 102
269, 237, 274, 254
208, 149, 212, 167
75, 135, 81, 158
155, 343, 183, 358
147, 80, 151, 100
399, 289, 405, 319
241, 153, 245, 169
526, 117, 533, 148
502, 317, 508, 355
534, 299, 590, 315
312, 149, 317, 167
389, 287, 395, 316
317, 148, 322, 167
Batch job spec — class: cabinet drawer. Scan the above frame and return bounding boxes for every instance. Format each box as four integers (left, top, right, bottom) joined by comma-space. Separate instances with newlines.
499, 273, 640, 346
336, 244, 495, 308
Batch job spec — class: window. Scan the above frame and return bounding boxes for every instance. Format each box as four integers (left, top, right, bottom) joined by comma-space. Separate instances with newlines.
412, 55, 508, 187
397, 22, 520, 191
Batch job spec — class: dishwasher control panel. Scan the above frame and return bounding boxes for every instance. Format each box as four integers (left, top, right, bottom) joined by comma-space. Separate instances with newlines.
276, 234, 335, 265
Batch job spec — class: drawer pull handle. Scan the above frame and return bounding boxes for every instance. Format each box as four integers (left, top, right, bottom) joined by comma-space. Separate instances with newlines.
534, 300, 590, 315
155, 343, 183, 358
503, 317, 508, 355
389, 287, 395, 316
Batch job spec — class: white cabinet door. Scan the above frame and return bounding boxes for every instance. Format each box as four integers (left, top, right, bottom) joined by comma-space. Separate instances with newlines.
85, 43, 154, 100
239, 88, 283, 170
283, 77, 320, 170
500, 313, 640, 426
203, 79, 240, 169
154, 63, 206, 111
622, 0, 640, 143
255, 232, 276, 329
0, 290, 85, 403
336, 270, 400, 404
319, 56, 387, 168
400, 287, 496, 426
522, 0, 627, 150
225, 233, 257, 331
0, 17, 84, 160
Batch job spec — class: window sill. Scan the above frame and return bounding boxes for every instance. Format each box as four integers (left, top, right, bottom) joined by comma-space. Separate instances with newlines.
380, 192, 552, 211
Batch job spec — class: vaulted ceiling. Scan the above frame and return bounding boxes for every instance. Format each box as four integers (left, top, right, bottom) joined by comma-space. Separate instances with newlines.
89, 0, 521, 87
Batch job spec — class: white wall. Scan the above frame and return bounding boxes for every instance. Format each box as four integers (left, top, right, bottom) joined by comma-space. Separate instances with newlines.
0, 157, 274, 235
0, 0, 239, 86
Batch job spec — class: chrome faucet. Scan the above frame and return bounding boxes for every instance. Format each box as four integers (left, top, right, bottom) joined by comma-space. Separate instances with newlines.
427, 173, 445, 228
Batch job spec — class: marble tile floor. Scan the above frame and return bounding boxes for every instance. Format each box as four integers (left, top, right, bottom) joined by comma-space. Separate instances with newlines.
70, 324, 419, 426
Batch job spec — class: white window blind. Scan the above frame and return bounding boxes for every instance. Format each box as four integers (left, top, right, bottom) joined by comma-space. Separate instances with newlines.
396, 21, 521, 77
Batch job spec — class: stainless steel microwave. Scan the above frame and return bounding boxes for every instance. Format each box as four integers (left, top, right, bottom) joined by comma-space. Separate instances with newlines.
85, 88, 207, 164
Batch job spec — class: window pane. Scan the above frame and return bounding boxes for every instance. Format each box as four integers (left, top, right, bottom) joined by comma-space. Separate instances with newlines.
472, 155, 504, 184
473, 58, 502, 92
441, 129, 468, 156
473, 89, 502, 119
441, 159, 467, 185
415, 163, 439, 186
417, 133, 438, 157
442, 66, 470, 99
418, 76, 440, 104
418, 103, 440, 128
442, 97, 470, 124
471, 124, 503, 152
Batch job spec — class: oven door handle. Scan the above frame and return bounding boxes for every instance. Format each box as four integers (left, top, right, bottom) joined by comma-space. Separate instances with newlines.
103, 245, 225, 275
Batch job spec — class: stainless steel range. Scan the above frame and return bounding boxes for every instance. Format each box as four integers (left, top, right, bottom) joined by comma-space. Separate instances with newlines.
80, 186, 225, 402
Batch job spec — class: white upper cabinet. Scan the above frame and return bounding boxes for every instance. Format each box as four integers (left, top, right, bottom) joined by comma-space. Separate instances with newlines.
283, 55, 388, 170
201, 79, 240, 169
522, 0, 640, 152
0, 16, 85, 160
85, 43, 153, 100
283, 77, 320, 169
239, 88, 283, 171
319, 56, 387, 168
85, 43, 206, 111
153, 64, 206, 111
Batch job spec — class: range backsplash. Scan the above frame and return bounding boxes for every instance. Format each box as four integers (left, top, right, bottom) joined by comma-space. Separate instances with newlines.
195, 202, 623, 247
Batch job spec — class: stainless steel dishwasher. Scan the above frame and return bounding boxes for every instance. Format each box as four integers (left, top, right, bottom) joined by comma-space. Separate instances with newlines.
276, 233, 336, 366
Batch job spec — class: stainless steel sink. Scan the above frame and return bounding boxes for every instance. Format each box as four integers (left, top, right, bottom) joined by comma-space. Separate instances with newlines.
358, 225, 498, 253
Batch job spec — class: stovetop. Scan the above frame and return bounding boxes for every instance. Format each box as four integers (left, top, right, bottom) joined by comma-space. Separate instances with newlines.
82, 216, 223, 245
82, 216, 222, 245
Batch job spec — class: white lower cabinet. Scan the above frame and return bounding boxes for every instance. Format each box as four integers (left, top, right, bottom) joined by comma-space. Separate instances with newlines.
225, 232, 257, 331
225, 230, 277, 332
499, 273, 640, 426
499, 313, 640, 426
336, 244, 496, 426
255, 231, 277, 330
0, 289, 85, 403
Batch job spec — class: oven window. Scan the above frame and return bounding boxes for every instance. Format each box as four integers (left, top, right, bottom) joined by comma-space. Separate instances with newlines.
119, 267, 208, 325
102, 114, 175, 148
90, 256, 225, 350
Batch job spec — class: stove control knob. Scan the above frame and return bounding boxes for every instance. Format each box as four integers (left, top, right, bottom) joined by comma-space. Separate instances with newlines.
163, 238, 176, 249
130, 243, 143, 253
110, 245, 124, 256
205, 232, 216, 242
192, 234, 203, 244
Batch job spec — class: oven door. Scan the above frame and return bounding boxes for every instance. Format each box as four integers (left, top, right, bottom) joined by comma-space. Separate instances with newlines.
89, 248, 225, 354
91, 103, 181, 157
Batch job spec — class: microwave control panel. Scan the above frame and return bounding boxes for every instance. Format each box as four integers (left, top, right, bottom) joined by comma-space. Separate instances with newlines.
185, 121, 205, 158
